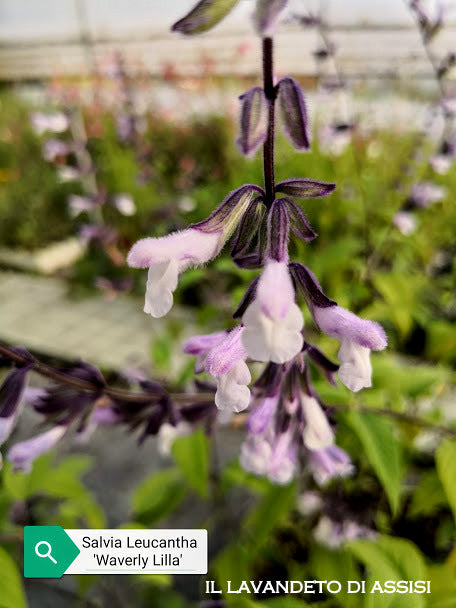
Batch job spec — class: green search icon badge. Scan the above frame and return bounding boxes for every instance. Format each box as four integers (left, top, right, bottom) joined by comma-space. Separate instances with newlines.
24, 526, 80, 578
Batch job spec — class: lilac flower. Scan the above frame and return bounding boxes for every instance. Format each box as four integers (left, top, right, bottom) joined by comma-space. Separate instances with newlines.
240, 428, 297, 484
206, 327, 251, 412
314, 516, 376, 549
113, 193, 136, 216
253, 0, 289, 37
42, 139, 69, 162
308, 444, 354, 486
301, 394, 333, 450
128, 185, 257, 317
8, 425, 67, 473
319, 123, 354, 156
313, 305, 387, 392
242, 259, 304, 363
183, 330, 227, 373
297, 491, 323, 516
409, 182, 447, 208
31, 112, 69, 135
68, 195, 95, 217
393, 211, 417, 236
57, 166, 81, 182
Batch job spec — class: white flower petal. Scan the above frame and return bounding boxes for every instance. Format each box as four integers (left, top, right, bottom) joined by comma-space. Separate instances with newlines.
215, 360, 251, 412
301, 395, 334, 450
338, 340, 372, 392
144, 260, 178, 318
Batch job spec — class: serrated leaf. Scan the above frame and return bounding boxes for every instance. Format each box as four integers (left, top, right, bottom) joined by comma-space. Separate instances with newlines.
436, 440, 456, 522
172, 429, 209, 498
0, 547, 27, 608
132, 468, 186, 523
172, 0, 240, 35
345, 412, 403, 515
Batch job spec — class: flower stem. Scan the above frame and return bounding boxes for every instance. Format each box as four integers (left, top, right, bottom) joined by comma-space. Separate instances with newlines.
262, 37, 276, 209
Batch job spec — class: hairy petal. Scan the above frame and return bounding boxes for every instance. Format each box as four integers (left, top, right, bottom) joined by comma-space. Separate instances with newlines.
206, 326, 246, 377
257, 259, 295, 320
8, 426, 67, 473
301, 394, 334, 450
313, 305, 387, 351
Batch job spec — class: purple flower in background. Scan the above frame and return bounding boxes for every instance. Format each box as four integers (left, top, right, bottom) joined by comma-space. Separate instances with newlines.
409, 182, 447, 208
393, 211, 417, 236
42, 139, 69, 162
308, 444, 354, 486
247, 394, 279, 435
68, 195, 96, 218
313, 305, 387, 392
31, 111, 69, 135
113, 193, 136, 216
319, 123, 354, 156
57, 166, 81, 182
314, 515, 376, 549
8, 425, 67, 473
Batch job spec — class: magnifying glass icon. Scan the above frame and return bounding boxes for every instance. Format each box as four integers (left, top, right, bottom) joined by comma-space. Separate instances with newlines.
35, 541, 57, 564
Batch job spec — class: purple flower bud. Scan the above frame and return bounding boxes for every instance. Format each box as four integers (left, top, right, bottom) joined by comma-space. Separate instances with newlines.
409, 182, 446, 208
231, 197, 265, 258
43, 139, 69, 162
275, 178, 336, 199
282, 198, 317, 242
308, 444, 354, 486
8, 425, 67, 473
267, 199, 290, 262
0, 365, 32, 446
277, 77, 310, 151
253, 0, 288, 37
289, 262, 336, 308
236, 87, 268, 157
313, 305, 387, 351
171, 0, 241, 35
193, 184, 264, 234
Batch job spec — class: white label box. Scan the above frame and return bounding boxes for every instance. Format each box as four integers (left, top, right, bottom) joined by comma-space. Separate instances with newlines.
65, 529, 207, 575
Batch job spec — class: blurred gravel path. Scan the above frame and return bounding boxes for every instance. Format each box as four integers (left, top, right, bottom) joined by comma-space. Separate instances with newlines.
0, 270, 166, 369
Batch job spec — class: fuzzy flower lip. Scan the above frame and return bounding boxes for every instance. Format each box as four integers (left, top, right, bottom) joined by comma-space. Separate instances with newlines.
127, 228, 222, 270
313, 305, 387, 351
338, 341, 372, 392
205, 326, 247, 377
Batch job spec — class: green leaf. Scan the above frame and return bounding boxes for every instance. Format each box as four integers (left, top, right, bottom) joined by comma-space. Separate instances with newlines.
309, 545, 360, 607
0, 547, 27, 608
213, 544, 251, 592
436, 440, 456, 522
345, 411, 403, 515
244, 482, 296, 547
349, 536, 426, 608
408, 471, 448, 518
172, 0, 240, 35
172, 429, 209, 498
132, 468, 186, 524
